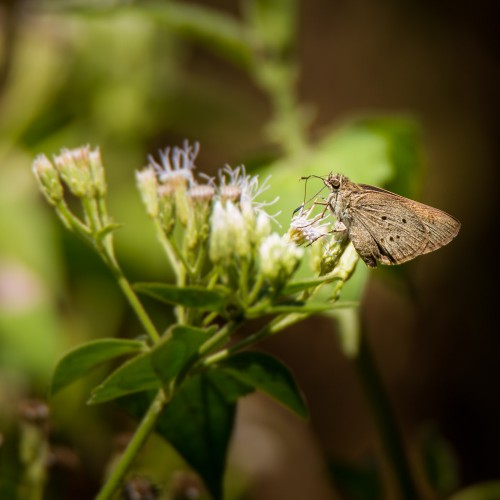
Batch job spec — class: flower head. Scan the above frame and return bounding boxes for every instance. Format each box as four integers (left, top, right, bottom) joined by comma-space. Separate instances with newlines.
288, 205, 331, 246
209, 200, 250, 264
53, 146, 94, 198
148, 140, 199, 187
258, 234, 303, 284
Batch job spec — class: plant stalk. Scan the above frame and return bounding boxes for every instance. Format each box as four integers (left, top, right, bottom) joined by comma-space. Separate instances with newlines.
95, 390, 167, 500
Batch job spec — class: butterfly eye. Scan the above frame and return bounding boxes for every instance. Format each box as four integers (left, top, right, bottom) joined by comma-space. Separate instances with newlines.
330, 179, 340, 189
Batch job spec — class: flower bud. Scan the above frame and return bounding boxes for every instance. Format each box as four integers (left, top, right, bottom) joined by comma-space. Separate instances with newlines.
258, 234, 303, 284
186, 184, 215, 249
255, 212, 272, 241
209, 200, 250, 264
89, 147, 107, 196
209, 201, 231, 263
226, 201, 250, 258
136, 167, 159, 218
53, 147, 93, 198
32, 155, 64, 205
158, 184, 176, 234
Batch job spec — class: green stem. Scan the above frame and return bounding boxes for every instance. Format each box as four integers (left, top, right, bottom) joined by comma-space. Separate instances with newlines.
198, 321, 240, 358
153, 220, 188, 324
55, 201, 91, 236
202, 312, 306, 366
103, 250, 160, 344
82, 196, 102, 233
95, 390, 167, 500
239, 258, 249, 303
353, 327, 419, 500
153, 220, 184, 282
247, 272, 265, 305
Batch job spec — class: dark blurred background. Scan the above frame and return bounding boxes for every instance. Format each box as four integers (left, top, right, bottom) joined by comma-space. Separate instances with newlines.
0, 1, 499, 499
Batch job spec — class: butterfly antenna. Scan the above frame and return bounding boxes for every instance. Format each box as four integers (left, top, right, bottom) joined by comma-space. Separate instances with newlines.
294, 175, 327, 215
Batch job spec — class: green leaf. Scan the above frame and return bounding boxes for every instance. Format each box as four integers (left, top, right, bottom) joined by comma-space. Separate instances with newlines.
217, 351, 308, 418
157, 371, 252, 499
328, 458, 382, 500
50, 339, 147, 396
449, 481, 500, 500
120, 370, 253, 500
152, 325, 213, 392
134, 283, 226, 311
88, 351, 159, 404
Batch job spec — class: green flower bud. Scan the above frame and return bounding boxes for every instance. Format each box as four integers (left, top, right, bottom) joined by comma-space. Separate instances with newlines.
32, 154, 64, 205
53, 147, 93, 198
158, 184, 176, 235
136, 167, 159, 218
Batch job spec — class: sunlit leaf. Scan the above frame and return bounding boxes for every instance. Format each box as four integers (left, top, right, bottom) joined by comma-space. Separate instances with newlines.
217, 351, 308, 418
50, 339, 146, 396
134, 283, 226, 311
152, 325, 214, 392
88, 350, 159, 404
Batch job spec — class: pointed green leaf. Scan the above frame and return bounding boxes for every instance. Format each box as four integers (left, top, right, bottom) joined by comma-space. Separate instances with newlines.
152, 325, 214, 390
217, 351, 308, 418
50, 339, 147, 396
134, 283, 226, 311
88, 351, 159, 405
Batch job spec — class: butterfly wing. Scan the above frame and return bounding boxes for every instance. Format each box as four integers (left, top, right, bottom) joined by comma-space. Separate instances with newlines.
348, 196, 429, 266
403, 200, 460, 255
345, 185, 459, 267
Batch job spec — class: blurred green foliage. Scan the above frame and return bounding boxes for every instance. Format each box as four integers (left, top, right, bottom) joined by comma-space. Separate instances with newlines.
0, 1, 478, 499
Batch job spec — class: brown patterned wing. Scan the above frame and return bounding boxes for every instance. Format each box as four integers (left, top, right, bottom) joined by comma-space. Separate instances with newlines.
348, 195, 431, 266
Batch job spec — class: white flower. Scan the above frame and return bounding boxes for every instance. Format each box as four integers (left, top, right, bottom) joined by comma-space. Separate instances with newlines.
258, 234, 303, 282
255, 211, 272, 240
288, 205, 331, 245
209, 200, 251, 263
148, 140, 199, 185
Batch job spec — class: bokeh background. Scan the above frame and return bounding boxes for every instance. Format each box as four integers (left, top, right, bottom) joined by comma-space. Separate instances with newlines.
1, 1, 499, 499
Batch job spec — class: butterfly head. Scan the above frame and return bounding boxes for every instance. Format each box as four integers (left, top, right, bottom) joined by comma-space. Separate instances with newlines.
324, 173, 345, 192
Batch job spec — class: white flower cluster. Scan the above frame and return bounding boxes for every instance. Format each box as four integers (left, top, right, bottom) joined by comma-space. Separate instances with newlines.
136, 141, 303, 286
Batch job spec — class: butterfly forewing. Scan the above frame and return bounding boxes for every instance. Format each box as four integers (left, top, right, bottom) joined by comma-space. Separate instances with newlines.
349, 195, 430, 266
